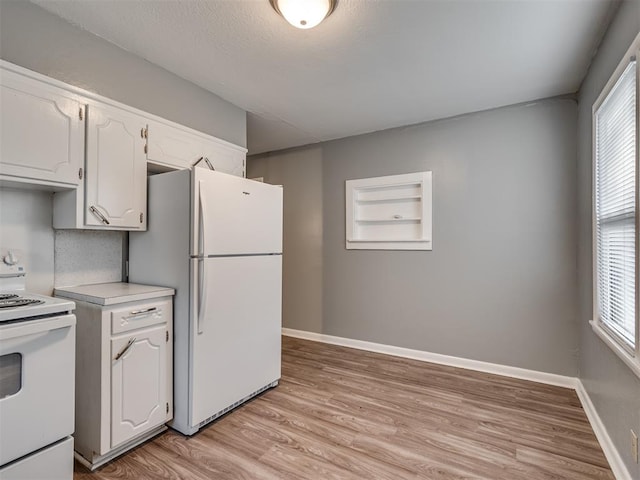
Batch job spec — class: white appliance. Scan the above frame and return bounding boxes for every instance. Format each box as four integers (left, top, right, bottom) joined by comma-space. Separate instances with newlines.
129, 168, 283, 435
0, 249, 75, 480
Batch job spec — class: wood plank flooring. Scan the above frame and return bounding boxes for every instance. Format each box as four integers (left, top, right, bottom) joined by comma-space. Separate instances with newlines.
75, 336, 613, 480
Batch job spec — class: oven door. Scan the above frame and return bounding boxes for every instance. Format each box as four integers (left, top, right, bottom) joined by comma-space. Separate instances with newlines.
0, 314, 75, 466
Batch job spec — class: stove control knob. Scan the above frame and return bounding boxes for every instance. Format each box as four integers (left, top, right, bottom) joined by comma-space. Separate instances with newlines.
3, 251, 18, 266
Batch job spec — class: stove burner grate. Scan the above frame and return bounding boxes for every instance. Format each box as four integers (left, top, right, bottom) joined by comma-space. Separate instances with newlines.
0, 298, 45, 309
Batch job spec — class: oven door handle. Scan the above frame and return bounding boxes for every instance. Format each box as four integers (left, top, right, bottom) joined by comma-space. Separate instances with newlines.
114, 337, 136, 361
0, 315, 74, 341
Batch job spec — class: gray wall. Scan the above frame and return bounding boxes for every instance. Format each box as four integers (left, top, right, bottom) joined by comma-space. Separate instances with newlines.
577, 1, 640, 477
0, 0, 246, 148
250, 97, 579, 377
250, 149, 324, 335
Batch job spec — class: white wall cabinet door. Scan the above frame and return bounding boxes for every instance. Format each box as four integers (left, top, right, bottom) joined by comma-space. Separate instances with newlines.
146, 121, 207, 171
146, 120, 246, 177
0, 69, 84, 187
111, 325, 167, 449
85, 103, 147, 229
201, 140, 246, 177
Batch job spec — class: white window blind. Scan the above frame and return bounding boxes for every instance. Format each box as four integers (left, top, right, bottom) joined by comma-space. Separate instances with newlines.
595, 60, 637, 348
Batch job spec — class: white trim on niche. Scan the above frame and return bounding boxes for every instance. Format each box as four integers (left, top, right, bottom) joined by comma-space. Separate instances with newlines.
282, 328, 633, 480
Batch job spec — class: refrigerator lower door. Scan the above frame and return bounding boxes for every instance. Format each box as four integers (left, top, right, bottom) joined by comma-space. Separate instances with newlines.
189, 255, 282, 428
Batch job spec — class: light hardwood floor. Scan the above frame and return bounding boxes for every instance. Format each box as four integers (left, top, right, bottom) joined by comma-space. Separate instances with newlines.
75, 336, 614, 480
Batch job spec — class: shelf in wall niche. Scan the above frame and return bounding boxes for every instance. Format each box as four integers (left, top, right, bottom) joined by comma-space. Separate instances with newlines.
347, 237, 429, 242
354, 217, 422, 223
355, 195, 423, 203
345, 171, 432, 251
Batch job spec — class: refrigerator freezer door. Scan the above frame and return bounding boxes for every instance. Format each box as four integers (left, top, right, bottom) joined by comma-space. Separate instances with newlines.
192, 169, 283, 256
189, 255, 282, 428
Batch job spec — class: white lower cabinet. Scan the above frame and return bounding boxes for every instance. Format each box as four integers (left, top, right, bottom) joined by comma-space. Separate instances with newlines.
54, 283, 174, 470
111, 324, 168, 448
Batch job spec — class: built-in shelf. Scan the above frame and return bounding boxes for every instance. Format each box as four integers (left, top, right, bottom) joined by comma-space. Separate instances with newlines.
347, 237, 429, 243
345, 171, 432, 250
356, 195, 423, 203
355, 217, 422, 222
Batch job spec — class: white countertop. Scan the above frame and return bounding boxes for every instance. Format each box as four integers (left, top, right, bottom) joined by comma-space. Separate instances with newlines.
55, 282, 175, 306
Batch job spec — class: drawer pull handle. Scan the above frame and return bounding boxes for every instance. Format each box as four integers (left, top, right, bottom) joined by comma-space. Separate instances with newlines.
115, 337, 136, 361
128, 307, 158, 317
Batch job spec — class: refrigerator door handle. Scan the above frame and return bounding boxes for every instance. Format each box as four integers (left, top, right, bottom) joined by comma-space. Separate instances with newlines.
197, 258, 207, 334
198, 180, 208, 256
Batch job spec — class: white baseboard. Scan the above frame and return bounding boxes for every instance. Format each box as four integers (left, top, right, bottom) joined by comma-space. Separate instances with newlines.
282, 328, 577, 388
282, 327, 632, 480
575, 381, 632, 480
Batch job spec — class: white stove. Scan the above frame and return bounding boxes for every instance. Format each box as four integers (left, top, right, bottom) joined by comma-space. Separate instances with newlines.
0, 249, 75, 322
0, 291, 75, 322
0, 248, 75, 480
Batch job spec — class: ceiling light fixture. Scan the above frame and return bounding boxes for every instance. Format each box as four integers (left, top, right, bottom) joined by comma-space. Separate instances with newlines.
269, 0, 337, 30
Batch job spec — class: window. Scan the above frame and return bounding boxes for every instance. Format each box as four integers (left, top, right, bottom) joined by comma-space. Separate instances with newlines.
592, 38, 640, 378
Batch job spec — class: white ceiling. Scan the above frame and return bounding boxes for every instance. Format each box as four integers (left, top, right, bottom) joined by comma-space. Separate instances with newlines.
32, 0, 616, 154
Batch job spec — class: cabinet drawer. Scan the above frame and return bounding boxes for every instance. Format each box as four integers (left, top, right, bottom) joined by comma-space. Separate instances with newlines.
111, 299, 171, 335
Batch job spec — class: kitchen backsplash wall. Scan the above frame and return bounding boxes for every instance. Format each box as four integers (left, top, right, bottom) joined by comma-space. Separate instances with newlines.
0, 188, 55, 295
54, 230, 124, 288
0, 188, 124, 294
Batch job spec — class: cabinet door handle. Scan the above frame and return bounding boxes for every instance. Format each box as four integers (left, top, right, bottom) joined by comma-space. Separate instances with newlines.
194, 156, 215, 171
114, 337, 136, 361
89, 206, 110, 225
128, 307, 157, 317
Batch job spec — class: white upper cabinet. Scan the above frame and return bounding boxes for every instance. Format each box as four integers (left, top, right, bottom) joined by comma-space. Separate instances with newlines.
85, 103, 147, 229
145, 121, 206, 171
146, 120, 246, 177
1, 60, 247, 231
201, 137, 246, 177
0, 69, 84, 188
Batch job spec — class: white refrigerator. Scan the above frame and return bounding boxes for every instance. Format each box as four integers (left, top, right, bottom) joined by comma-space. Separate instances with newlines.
129, 167, 282, 435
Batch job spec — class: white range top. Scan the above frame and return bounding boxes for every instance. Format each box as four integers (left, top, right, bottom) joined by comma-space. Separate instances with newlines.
0, 248, 75, 323
54, 282, 175, 306
0, 292, 75, 323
